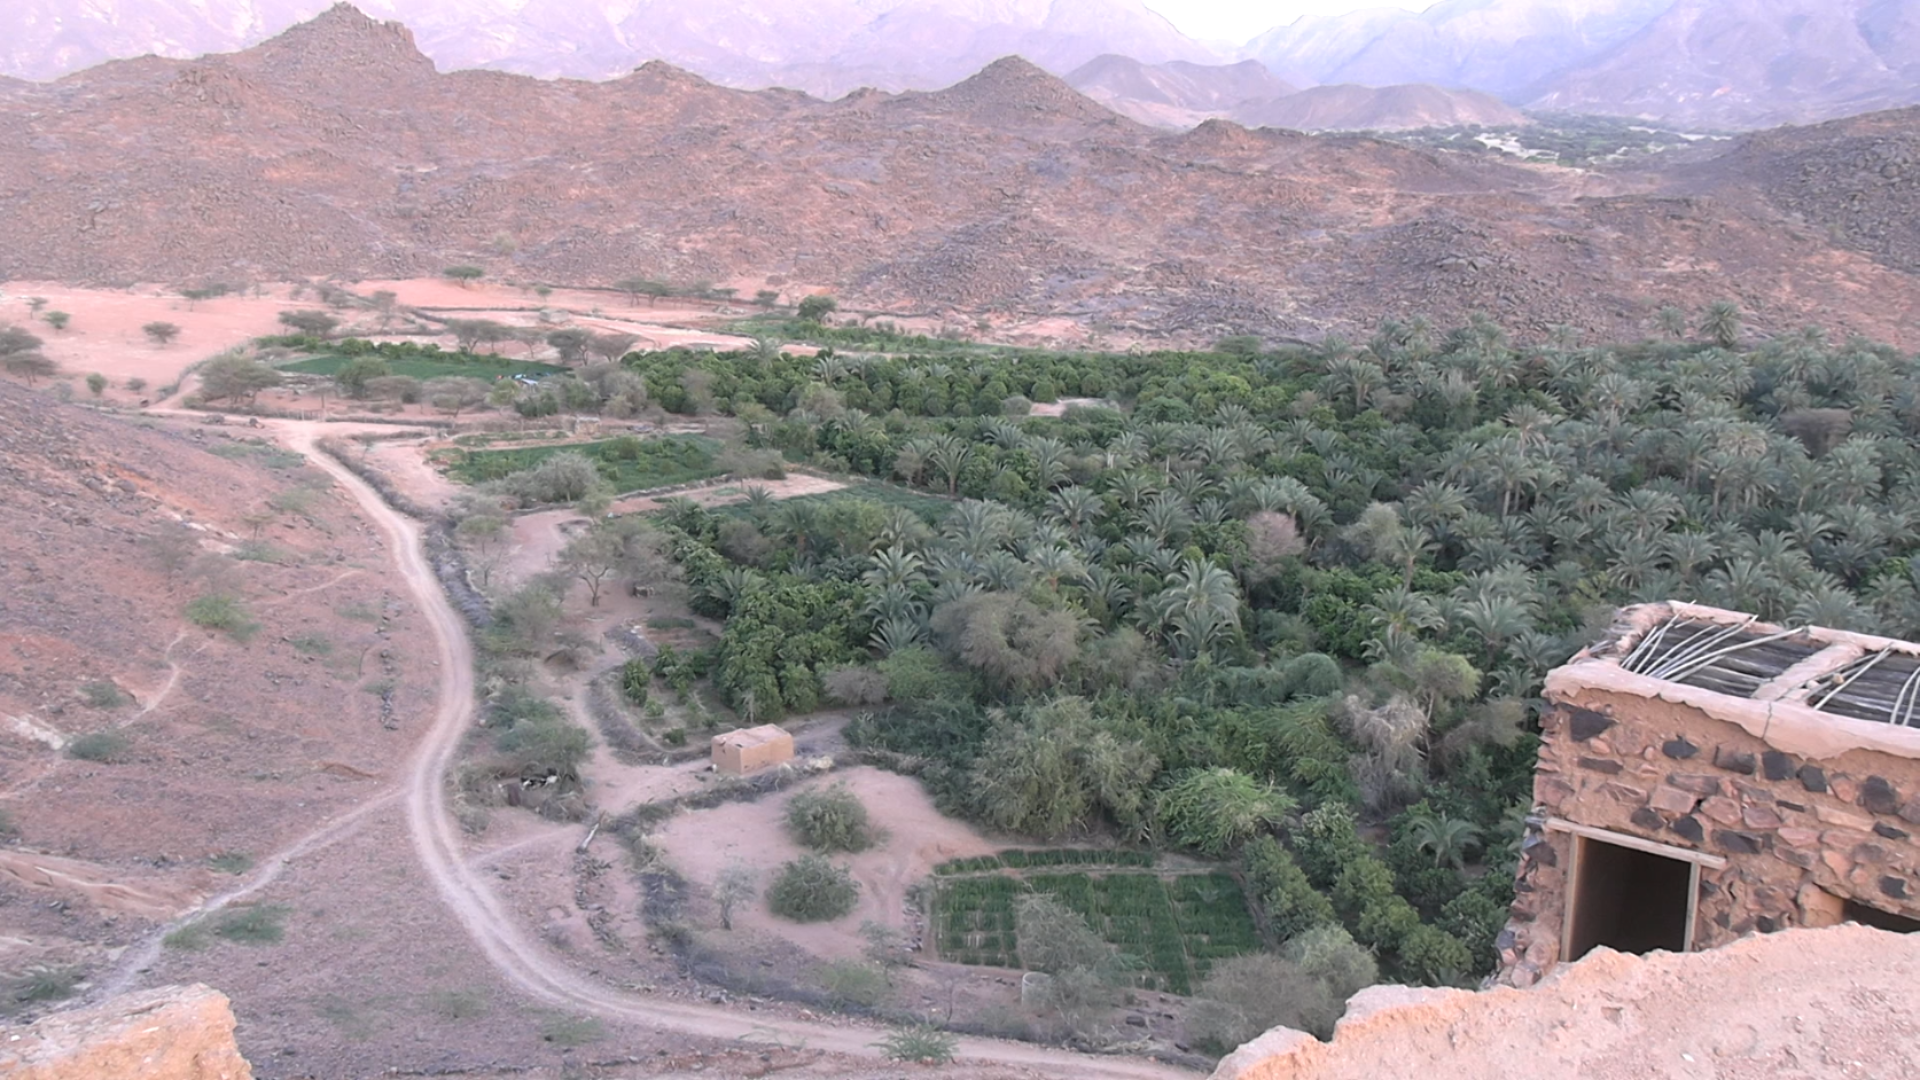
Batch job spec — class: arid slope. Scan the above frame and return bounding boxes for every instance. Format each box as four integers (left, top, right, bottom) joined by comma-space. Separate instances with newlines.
0, 384, 429, 1007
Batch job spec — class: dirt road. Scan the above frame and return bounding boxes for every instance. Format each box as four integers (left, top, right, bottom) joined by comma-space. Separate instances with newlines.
289, 425, 1194, 1078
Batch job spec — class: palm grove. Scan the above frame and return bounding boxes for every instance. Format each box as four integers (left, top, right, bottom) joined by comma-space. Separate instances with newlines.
444, 304, 1920, 1040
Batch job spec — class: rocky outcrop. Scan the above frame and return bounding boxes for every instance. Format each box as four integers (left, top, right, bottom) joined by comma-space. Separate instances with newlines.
0, 984, 252, 1080
1210, 923, 1920, 1080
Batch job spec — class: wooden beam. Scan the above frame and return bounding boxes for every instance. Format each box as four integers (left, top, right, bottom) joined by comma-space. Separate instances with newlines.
1543, 817, 1729, 869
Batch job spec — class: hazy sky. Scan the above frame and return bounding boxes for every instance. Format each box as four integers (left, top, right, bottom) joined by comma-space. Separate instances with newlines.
1144, 0, 1442, 43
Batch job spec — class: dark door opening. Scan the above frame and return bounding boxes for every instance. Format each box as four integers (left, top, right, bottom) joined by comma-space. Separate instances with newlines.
1566, 835, 1694, 961
1843, 899, 1920, 934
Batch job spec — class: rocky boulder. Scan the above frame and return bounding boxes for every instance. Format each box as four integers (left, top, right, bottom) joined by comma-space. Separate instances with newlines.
0, 985, 252, 1080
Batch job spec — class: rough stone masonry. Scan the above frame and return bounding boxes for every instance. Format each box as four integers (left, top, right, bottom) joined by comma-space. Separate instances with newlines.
1498, 601, 1920, 987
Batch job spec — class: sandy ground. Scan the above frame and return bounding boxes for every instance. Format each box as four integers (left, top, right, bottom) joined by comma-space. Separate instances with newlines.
1027, 396, 1117, 417
0, 283, 310, 401
1213, 923, 1920, 1080
652, 767, 1002, 961
0, 279, 771, 408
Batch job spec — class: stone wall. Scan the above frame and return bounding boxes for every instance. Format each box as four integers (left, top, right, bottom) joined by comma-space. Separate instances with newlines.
1498, 683, 1920, 986
0, 984, 252, 1080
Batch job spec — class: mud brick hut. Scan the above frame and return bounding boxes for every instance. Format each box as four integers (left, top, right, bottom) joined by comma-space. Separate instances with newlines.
1500, 601, 1920, 986
710, 724, 794, 775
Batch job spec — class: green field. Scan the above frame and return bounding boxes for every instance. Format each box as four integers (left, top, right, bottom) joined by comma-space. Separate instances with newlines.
280, 354, 565, 381
935, 869, 1262, 994
445, 435, 723, 491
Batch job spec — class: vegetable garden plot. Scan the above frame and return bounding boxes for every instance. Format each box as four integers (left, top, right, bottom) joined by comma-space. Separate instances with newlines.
933, 867, 1262, 995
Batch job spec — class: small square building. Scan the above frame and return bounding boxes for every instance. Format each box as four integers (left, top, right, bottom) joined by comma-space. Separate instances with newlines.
711, 724, 794, 775
1500, 601, 1920, 987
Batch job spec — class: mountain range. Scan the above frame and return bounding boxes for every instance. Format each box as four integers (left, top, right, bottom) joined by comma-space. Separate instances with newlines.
6, 0, 1920, 128
3, 5, 1917, 350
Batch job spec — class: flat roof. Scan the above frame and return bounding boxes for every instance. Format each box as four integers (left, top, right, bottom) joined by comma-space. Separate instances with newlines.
1548, 602, 1920, 761
713, 724, 791, 748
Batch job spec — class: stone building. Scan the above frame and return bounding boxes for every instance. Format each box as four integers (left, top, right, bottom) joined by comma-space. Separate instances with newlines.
1499, 601, 1920, 986
710, 723, 794, 775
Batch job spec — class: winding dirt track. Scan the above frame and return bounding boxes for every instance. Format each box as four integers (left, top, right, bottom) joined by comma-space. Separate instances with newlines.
290, 426, 1193, 1078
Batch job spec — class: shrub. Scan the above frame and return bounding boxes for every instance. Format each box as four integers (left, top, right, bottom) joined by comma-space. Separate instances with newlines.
67, 731, 129, 763
185, 593, 259, 643
209, 852, 254, 875
1397, 923, 1472, 986
1282, 652, 1345, 698
786, 783, 876, 853
620, 658, 651, 706
162, 923, 210, 951
539, 1014, 603, 1046
1243, 836, 1336, 940
290, 633, 333, 657
818, 959, 889, 1008
1185, 952, 1333, 1051
486, 686, 560, 729
214, 904, 288, 945
823, 665, 888, 706
875, 1025, 958, 1064
663, 727, 688, 747
767, 855, 860, 922
79, 680, 124, 708
496, 716, 592, 779
1153, 767, 1294, 856
10, 967, 81, 1006
0, 808, 14, 839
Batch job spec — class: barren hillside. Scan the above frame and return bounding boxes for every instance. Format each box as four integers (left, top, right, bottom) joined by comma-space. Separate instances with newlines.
3, 5, 1920, 345
0, 382, 431, 1008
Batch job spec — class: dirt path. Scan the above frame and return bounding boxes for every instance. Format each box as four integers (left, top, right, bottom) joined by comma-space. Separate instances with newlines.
287, 421, 1192, 1078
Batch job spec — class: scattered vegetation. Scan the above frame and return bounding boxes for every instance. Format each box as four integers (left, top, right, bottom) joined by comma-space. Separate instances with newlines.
538, 1014, 603, 1046
209, 852, 255, 875
213, 904, 289, 945
79, 680, 125, 708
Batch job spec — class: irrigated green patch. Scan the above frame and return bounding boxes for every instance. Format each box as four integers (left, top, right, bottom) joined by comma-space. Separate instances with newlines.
935, 868, 1260, 995
445, 434, 722, 492
714, 482, 953, 524
281, 354, 564, 381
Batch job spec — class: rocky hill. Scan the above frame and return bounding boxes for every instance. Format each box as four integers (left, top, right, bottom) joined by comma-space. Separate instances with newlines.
1232, 84, 1527, 133
0, 0, 1210, 96
3, 5, 1920, 346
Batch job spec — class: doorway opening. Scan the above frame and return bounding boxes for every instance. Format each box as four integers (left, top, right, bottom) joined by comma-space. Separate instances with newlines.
1843, 898, 1920, 934
1565, 834, 1696, 961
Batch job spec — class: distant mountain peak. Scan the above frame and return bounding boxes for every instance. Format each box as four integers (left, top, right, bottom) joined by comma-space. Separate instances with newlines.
924, 54, 1114, 122
238, 3, 435, 82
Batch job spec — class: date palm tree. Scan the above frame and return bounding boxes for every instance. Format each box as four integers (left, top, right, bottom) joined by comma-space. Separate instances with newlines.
1408, 814, 1481, 870
1159, 558, 1242, 660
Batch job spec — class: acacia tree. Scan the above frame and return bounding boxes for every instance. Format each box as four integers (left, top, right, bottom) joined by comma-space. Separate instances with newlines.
143, 321, 181, 347
278, 309, 339, 337
443, 266, 484, 288
589, 332, 640, 364
425, 376, 489, 420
